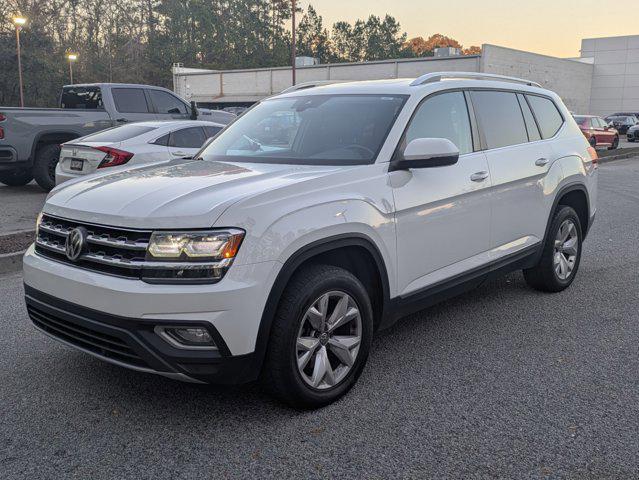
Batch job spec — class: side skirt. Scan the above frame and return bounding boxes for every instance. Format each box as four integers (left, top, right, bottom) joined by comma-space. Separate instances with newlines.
381, 244, 541, 330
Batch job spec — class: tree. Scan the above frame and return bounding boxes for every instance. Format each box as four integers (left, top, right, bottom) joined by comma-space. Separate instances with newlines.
296, 4, 330, 63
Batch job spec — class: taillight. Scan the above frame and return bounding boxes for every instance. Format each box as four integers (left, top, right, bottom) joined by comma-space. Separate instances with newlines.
587, 146, 598, 168
95, 146, 134, 168
0, 113, 6, 122
0, 127, 4, 139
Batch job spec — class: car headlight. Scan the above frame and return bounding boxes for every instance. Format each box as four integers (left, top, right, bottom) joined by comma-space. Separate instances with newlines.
144, 229, 245, 283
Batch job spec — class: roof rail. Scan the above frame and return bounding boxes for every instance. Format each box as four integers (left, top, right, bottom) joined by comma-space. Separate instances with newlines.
280, 80, 349, 94
409, 72, 542, 88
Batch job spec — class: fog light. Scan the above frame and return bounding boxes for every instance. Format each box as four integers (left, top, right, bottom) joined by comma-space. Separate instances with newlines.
155, 326, 217, 350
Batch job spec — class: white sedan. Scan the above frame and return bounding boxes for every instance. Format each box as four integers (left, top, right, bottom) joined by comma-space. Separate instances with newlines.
55, 120, 224, 185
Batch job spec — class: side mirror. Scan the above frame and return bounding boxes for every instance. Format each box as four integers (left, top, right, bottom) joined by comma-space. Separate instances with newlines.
190, 100, 198, 120
390, 138, 460, 172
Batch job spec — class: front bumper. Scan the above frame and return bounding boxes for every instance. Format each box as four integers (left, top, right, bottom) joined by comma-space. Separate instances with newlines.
23, 245, 279, 384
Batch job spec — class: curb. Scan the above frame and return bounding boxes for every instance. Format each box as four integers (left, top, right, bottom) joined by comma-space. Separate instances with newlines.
598, 147, 639, 163
0, 250, 25, 274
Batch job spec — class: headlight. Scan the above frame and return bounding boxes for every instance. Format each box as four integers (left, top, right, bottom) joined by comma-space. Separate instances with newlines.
144, 229, 244, 283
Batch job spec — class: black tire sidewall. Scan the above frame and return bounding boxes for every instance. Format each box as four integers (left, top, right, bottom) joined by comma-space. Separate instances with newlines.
268, 265, 373, 408
33, 144, 61, 191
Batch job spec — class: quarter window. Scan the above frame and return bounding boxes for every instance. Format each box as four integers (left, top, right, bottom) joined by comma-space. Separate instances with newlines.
169, 127, 206, 148
526, 95, 564, 139
471, 91, 528, 149
404, 91, 473, 155
112, 88, 150, 114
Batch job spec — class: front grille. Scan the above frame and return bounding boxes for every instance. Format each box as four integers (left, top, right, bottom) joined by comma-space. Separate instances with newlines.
35, 214, 152, 278
27, 303, 148, 368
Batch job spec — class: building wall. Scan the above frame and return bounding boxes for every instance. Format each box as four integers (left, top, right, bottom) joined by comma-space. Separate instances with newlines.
173, 56, 480, 104
480, 44, 593, 113
581, 35, 639, 115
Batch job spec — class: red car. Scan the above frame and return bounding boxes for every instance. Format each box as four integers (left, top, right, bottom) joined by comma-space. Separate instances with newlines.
573, 115, 619, 149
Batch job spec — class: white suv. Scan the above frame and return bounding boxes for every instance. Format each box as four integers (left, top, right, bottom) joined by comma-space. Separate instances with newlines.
24, 73, 598, 408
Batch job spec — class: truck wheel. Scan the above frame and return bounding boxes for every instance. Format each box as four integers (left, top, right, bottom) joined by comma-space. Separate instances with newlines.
0, 169, 33, 186
263, 264, 373, 409
33, 144, 61, 192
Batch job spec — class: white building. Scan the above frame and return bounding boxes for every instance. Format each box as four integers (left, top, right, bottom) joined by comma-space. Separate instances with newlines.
173, 36, 639, 117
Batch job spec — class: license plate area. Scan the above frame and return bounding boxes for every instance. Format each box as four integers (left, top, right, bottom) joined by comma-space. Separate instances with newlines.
69, 158, 84, 171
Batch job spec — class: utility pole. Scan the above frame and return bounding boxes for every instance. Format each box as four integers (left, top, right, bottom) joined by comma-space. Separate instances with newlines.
291, 0, 296, 85
13, 17, 27, 107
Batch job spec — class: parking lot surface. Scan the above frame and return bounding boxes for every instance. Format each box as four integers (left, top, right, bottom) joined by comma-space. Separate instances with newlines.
2, 158, 639, 479
0, 183, 47, 234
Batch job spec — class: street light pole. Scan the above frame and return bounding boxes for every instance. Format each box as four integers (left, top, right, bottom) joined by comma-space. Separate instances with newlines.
291, 0, 296, 86
13, 17, 26, 108
67, 53, 78, 84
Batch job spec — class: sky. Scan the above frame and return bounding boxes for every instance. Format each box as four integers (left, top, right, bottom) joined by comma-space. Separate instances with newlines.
303, 0, 637, 58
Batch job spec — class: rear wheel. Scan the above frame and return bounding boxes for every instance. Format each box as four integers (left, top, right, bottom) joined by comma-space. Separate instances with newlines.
608, 135, 619, 150
523, 206, 582, 292
32, 144, 61, 192
0, 169, 33, 186
263, 264, 373, 409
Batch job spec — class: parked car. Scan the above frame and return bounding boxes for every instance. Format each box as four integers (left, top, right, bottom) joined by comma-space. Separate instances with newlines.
573, 115, 619, 149
603, 115, 638, 134
627, 124, 639, 142
24, 73, 598, 408
609, 112, 639, 120
0, 83, 235, 191
55, 120, 224, 185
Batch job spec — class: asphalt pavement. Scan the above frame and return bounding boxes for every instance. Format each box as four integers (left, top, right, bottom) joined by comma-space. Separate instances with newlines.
2, 158, 639, 479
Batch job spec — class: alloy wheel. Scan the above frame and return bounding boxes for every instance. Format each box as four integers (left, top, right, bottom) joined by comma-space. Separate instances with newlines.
553, 219, 578, 280
296, 291, 362, 390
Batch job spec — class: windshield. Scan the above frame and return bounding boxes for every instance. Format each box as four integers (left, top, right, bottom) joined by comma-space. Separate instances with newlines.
198, 94, 407, 165
608, 116, 632, 123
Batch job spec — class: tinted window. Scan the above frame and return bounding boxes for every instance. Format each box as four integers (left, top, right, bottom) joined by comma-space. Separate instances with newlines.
199, 94, 407, 165
169, 127, 206, 148
404, 91, 473, 155
112, 88, 149, 113
472, 91, 528, 149
149, 90, 188, 115
204, 126, 222, 138
80, 125, 157, 143
572, 116, 589, 128
154, 133, 170, 146
518, 94, 541, 141
526, 95, 563, 139
61, 86, 103, 109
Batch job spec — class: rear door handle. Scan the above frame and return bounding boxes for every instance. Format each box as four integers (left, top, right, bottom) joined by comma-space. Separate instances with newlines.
535, 158, 549, 167
470, 171, 489, 182
171, 151, 187, 157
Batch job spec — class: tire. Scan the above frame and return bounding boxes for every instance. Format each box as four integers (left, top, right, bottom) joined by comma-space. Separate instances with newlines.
32, 143, 61, 192
263, 264, 373, 409
588, 136, 596, 148
523, 206, 583, 293
629, 138, 635, 143
608, 136, 619, 150
0, 169, 33, 186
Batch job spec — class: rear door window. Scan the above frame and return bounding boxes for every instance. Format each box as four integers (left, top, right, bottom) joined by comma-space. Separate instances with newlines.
149, 90, 188, 115
112, 88, 150, 114
404, 91, 473, 155
169, 127, 207, 148
204, 125, 222, 138
526, 95, 564, 139
471, 91, 528, 149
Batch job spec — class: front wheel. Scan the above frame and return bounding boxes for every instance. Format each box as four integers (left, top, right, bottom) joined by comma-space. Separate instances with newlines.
0, 169, 33, 186
523, 206, 583, 292
263, 264, 373, 409
32, 144, 61, 192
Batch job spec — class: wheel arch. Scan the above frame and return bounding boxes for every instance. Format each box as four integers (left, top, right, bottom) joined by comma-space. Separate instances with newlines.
544, 183, 591, 245
248, 234, 391, 380
31, 130, 83, 160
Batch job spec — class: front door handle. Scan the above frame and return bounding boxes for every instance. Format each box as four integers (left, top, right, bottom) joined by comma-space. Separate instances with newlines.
470, 171, 489, 182
535, 158, 549, 167
171, 151, 188, 157
116, 118, 129, 123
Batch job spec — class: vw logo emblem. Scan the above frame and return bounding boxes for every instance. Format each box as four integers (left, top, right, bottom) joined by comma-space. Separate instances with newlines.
65, 227, 87, 262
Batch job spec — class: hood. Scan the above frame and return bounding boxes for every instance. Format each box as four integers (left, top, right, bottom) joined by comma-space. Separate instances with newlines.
44, 159, 345, 228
